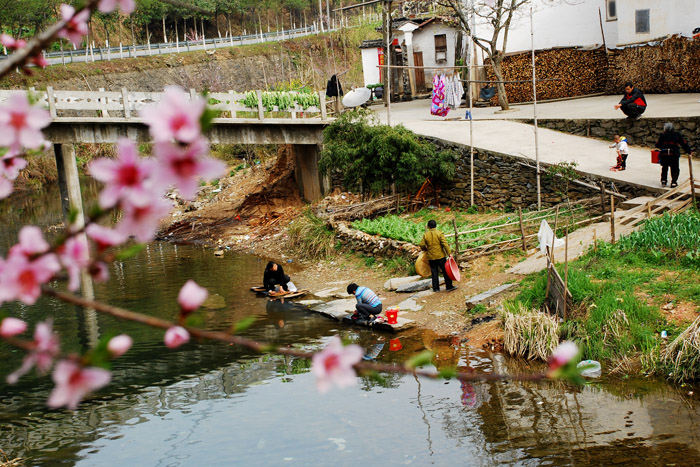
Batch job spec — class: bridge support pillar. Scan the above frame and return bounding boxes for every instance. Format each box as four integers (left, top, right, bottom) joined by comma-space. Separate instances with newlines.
291, 144, 326, 202
54, 144, 97, 336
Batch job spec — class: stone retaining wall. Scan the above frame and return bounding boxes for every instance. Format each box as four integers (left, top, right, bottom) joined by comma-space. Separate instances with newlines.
427, 137, 660, 210
333, 221, 420, 259
515, 117, 700, 156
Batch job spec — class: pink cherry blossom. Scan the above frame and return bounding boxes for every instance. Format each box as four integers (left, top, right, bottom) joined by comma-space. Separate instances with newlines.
98, 0, 135, 14
10, 225, 50, 256
31, 54, 48, 69
47, 359, 112, 409
107, 334, 133, 358
89, 138, 157, 209
548, 341, 579, 371
2, 155, 28, 181
115, 196, 172, 242
178, 280, 208, 312
7, 320, 60, 384
86, 224, 128, 251
311, 336, 363, 394
1, 252, 61, 305
0, 34, 26, 50
58, 4, 90, 47
90, 261, 110, 282
141, 86, 205, 144
0, 176, 13, 199
0, 317, 27, 337
0, 93, 51, 152
164, 326, 190, 349
153, 138, 225, 200
57, 237, 90, 292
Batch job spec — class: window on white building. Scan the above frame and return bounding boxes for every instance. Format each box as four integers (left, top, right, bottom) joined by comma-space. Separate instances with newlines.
434, 34, 447, 62
606, 0, 617, 21
635, 9, 650, 34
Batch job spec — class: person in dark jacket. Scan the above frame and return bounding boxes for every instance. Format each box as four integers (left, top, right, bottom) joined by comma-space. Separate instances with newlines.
263, 261, 290, 292
614, 82, 647, 120
655, 122, 693, 188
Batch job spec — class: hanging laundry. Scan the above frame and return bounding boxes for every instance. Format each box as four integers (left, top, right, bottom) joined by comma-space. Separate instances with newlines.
430, 73, 449, 117
444, 74, 464, 110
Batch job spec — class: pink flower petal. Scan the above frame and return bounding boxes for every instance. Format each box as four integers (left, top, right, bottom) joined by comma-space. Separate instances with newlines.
107, 334, 133, 358
311, 336, 363, 394
0, 317, 27, 337
47, 360, 111, 409
164, 326, 190, 349
548, 341, 579, 371
178, 280, 208, 312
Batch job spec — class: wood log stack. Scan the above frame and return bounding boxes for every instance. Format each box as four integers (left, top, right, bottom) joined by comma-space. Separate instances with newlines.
484, 35, 700, 105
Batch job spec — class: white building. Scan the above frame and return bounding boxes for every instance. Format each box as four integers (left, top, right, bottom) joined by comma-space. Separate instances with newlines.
360, 18, 463, 94
493, 0, 700, 54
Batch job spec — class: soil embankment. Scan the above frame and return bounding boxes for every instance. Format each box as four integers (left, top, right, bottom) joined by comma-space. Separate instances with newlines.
0, 27, 372, 92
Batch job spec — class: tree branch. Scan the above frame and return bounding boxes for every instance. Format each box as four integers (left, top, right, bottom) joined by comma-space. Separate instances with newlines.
40, 286, 548, 384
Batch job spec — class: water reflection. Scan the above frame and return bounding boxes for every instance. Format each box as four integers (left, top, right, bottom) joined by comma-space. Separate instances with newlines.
1, 187, 700, 465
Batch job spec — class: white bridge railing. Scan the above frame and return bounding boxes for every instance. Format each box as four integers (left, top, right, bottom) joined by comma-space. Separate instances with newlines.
0, 88, 329, 121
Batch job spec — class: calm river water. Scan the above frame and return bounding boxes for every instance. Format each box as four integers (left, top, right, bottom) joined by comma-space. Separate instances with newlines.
1, 185, 699, 466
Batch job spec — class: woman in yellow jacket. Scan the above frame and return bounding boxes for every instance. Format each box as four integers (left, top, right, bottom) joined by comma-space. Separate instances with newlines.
419, 220, 456, 292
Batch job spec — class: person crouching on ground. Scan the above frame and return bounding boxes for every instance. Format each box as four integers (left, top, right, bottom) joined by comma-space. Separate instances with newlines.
419, 220, 456, 292
655, 122, 693, 188
614, 82, 647, 120
263, 261, 291, 293
609, 135, 629, 171
347, 283, 382, 322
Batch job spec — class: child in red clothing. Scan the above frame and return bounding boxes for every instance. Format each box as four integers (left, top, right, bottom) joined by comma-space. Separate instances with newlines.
609, 135, 629, 171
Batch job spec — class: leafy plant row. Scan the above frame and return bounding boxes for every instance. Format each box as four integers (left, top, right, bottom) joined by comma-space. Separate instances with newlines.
240, 90, 320, 111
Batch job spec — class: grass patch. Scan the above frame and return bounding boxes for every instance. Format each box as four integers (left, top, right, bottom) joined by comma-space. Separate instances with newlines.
286, 209, 336, 260
509, 211, 700, 382
503, 305, 559, 361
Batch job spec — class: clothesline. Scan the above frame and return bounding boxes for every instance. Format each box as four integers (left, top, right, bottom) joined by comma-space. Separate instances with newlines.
458, 78, 562, 84
376, 64, 494, 69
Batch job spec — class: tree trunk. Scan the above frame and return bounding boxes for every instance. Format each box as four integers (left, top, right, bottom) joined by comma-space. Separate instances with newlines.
491, 55, 510, 111
162, 15, 167, 43
130, 16, 135, 49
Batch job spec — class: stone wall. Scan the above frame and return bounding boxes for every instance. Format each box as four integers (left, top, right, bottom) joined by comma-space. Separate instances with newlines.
333, 221, 420, 259
516, 117, 700, 157
427, 137, 660, 211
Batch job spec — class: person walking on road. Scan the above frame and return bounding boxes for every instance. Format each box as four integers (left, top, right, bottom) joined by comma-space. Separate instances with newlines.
419, 220, 456, 293
655, 122, 693, 188
614, 82, 647, 120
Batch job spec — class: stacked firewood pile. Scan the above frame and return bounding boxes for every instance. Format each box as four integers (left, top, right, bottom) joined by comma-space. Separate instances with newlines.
486, 47, 609, 104
484, 35, 700, 104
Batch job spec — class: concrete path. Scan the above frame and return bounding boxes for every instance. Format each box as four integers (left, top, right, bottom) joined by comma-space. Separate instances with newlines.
376, 95, 700, 192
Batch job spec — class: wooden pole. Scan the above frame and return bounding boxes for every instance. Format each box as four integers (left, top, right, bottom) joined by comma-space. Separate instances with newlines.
530, 7, 541, 210
688, 153, 697, 210
599, 181, 606, 212
452, 217, 460, 260
646, 201, 651, 219
518, 207, 527, 252
593, 229, 598, 255
610, 195, 616, 244
545, 247, 551, 300
550, 206, 560, 263
564, 227, 569, 322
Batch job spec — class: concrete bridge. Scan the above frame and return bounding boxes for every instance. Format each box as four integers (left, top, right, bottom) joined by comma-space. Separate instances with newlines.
0, 88, 332, 209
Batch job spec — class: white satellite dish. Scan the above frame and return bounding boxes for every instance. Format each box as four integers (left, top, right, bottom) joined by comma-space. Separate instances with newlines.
342, 87, 371, 107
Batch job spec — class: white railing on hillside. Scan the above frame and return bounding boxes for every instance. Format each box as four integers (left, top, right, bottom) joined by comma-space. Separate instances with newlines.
0, 88, 328, 121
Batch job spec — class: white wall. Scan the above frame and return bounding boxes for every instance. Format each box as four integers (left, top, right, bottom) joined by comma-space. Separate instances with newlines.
409, 22, 461, 85
486, 0, 618, 54
361, 48, 381, 86
616, 0, 700, 45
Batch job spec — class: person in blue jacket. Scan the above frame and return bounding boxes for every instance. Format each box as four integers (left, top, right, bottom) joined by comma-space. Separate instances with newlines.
347, 283, 382, 321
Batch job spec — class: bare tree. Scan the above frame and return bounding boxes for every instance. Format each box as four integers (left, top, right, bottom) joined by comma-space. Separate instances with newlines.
439, 0, 530, 110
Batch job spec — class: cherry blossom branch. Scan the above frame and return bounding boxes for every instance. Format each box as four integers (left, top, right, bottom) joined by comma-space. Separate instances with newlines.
40, 286, 549, 384
0, 0, 100, 79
